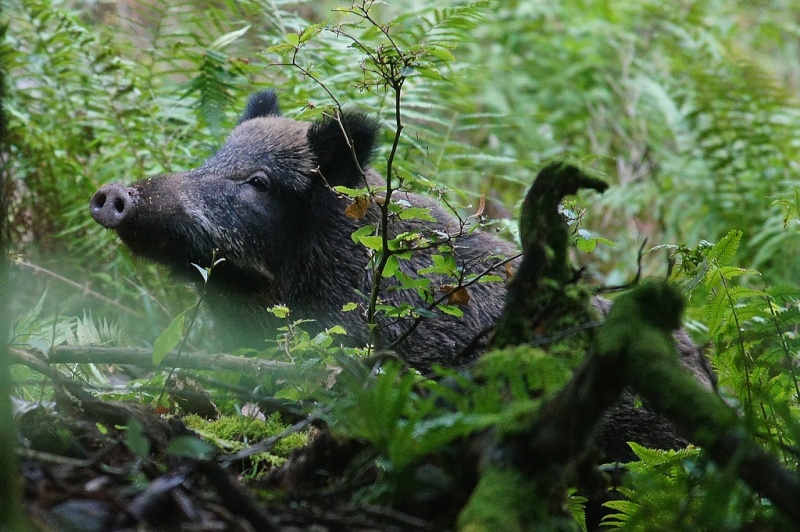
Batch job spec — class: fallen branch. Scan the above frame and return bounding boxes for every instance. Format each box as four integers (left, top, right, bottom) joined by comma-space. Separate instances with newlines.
45, 345, 300, 377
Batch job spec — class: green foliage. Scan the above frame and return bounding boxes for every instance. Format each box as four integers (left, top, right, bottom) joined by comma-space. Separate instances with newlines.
455, 1, 800, 284
264, 1, 509, 346
603, 444, 788, 531
670, 232, 800, 460
5, 0, 800, 529
123, 416, 151, 458
180, 26, 254, 139
165, 435, 215, 460
598, 232, 800, 529
332, 346, 573, 474
152, 306, 192, 365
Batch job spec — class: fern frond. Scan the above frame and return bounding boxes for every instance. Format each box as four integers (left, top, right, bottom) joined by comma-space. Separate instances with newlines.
180, 45, 243, 139
706, 230, 742, 265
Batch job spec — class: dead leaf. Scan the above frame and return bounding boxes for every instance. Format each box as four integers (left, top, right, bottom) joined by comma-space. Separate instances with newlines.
325, 364, 343, 390
505, 262, 515, 282
441, 285, 470, 306
345, 195, 370, 219
474, 195, 486, 217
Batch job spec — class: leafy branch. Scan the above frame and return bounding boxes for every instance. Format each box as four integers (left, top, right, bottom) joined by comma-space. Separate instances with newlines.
267, 2, 486, 353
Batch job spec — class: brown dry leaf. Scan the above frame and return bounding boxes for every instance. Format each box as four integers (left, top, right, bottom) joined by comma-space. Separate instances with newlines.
441, 285, 471, 306
345, 195, 370, 219
505, 262, 515, 282
325, 364, 343, 390
474, 195, 486, 217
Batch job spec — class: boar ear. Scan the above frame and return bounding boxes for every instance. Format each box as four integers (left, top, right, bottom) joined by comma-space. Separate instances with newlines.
307, 112, 380, 186
239, 90, 281, 123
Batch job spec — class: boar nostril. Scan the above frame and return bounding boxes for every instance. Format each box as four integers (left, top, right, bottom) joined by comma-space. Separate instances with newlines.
90, 183, 133, 229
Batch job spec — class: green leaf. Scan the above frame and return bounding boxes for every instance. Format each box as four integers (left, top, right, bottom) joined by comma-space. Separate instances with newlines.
575, 237, 597, 253
358, 235, 384, 251
438, 304, 464, 317
708, 230, 742, 265
384, 254, 401, 276
334, 185, 370, 198
327, 325, 347, 335
153, 307, 192, 365
265, 42, 294, 54
166, 435, 215, 459
268, 305, 290, 319
398, 206, 437, 222
705, 289, 729, 339
274, 387, 300, 401
428, 46, 456, 62
415, 307, 438, 319
351, 224, 376, 244
211, 26, 250, 50
567, 488, 588, 532
191, 263, 209, 283
419, 253, 457, 276
299, 23, 323, 44
286, 33, 300, 46
124, 417, 150, 458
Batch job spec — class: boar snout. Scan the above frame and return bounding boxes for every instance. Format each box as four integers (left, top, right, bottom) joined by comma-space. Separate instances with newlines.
90, 183, 133, 229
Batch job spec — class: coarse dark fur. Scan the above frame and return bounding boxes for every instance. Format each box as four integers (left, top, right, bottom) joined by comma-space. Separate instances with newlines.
90, 90, 516, 373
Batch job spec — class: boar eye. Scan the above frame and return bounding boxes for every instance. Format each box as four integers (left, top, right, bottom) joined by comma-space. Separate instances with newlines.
245, 172, 269, 192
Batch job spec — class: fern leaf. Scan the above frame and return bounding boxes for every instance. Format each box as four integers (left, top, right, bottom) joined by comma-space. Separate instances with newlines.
705, 288, 730, 339
707, 230, 742, 265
